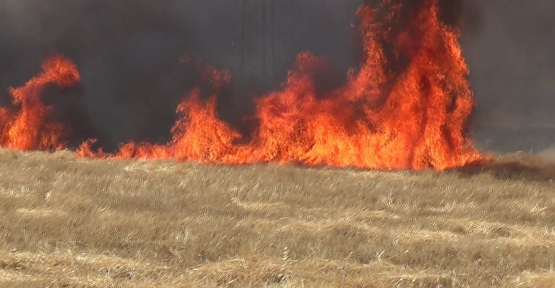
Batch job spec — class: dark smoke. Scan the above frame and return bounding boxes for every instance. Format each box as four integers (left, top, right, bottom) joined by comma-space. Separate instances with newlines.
458, 0, 555, 153
0, 1, 203, 150
0, 0, 361, 151
1, 0, 554, 153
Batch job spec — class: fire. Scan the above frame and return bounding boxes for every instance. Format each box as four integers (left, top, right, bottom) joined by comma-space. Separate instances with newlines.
0, 53, 80, 151
10, 0, 482, 170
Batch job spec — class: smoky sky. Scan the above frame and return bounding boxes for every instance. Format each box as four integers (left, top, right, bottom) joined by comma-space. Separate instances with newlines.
462, 1, 555, 124
459, 0, 555, 152
0, 0, 554, 153
0, 0, 362, 150
0, 0, 204, 149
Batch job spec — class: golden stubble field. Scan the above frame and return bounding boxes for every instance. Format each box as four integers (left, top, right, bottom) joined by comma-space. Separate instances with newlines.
0, 149, 554, 287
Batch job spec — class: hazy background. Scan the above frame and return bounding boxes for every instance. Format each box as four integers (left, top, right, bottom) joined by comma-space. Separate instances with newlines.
0, 0, 554, 152
459, 0, 555, 152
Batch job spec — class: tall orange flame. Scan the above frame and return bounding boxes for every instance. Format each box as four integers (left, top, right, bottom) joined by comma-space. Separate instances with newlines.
78, 0, 481, 170
0, 53, 80, 151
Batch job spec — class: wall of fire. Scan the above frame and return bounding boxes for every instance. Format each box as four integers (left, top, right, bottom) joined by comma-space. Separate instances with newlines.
1, 0, 554, 152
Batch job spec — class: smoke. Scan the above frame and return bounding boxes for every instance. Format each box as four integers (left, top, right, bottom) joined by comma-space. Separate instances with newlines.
1, 0, 554, 153
458, 0, 555, 152
0, 0, 363, 151
0, 1, 200, 150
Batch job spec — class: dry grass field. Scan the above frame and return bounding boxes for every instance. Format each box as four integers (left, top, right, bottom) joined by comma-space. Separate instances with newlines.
0, 149, 555, 287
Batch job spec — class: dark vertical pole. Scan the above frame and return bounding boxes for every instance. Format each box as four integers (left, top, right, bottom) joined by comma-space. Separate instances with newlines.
262, 0, 267, 80
240, 0, 245, 76
270, 0, 275, 82
238, 0, 273, 89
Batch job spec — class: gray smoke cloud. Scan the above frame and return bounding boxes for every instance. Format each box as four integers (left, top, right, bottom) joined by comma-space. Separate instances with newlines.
0, 0, 361, 150
0, 1, 204, 149
459, 0, 555, 153
0, 0, 553, 153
